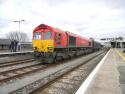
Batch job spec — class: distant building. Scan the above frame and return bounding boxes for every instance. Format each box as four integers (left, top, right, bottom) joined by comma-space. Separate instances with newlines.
101, 37, 125, 48
20, 42, 32, 49
0, 39, 11, 50
0, 38, 32, 50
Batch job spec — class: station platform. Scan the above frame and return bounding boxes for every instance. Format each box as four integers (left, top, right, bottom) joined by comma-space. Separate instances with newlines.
76, 48, 125, 94
0, 49, 33, 53
0, 49, 33, 56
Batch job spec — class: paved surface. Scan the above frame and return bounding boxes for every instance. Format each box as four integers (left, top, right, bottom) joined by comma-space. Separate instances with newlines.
85, 49, 125, 94
0, 49, 33, 56
0, 49, 33, 63
116, 49, 125, 94
0, 49, 33, 53
79, 48, 125, 94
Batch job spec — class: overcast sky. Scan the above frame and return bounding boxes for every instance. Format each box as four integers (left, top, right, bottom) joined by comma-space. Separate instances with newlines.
0, 0, 125, 41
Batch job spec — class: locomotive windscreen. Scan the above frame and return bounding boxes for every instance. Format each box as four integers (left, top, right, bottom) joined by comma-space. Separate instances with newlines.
33, 32, 41, 40
44, 32, 52, 40
69, 36, 76, 46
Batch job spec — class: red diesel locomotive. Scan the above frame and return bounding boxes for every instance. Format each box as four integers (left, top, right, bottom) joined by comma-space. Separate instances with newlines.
32, 24, 101, 63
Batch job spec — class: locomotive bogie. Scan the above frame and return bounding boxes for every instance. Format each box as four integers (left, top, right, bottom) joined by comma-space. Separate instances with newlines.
34, 52, 56, 63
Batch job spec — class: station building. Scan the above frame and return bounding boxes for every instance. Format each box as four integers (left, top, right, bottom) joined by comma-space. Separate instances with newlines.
101, 37, 125, 48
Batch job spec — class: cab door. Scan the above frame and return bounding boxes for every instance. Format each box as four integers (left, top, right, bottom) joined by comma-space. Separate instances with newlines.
55, 33, 62, 46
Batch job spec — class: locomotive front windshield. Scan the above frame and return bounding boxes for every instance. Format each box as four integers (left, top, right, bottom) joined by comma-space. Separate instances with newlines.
44, 32, 52, 40
33, 32, 41, 40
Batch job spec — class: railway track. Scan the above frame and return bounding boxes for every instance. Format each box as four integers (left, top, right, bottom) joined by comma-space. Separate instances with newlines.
0, 64, 47, 83
0, 56, 71, 84
0, 58, 35, 68
8, 50, 107, 94
31, 52, 106, 94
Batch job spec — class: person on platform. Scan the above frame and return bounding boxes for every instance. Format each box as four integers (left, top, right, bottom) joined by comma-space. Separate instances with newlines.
18, 42, 21, 51
10, 40, 14, 52
13, 40, 18, 52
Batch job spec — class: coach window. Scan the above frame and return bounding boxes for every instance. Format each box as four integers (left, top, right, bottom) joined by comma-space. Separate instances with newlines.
44, 32, 52, 40
34, 32, 41, 40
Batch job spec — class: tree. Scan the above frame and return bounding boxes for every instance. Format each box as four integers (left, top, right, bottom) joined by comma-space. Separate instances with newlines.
6, 31, 28, 42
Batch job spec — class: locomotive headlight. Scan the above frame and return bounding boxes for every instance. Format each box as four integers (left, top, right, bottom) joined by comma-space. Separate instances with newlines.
34, 47, 37, 50
47, 47, 53, 52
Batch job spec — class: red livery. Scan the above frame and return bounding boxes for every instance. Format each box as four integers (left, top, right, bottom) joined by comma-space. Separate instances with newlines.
32, 24, 101, 63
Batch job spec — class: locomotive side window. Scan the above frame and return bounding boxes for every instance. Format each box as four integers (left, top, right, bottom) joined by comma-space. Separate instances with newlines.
33, 32, 41, 40
55, 33, 61, 44
89, 42, 91, 46
44, 32, 52, 40
69, 36, 76, 46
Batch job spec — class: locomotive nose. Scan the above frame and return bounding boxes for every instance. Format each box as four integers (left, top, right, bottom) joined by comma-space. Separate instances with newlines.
32, 40, 54, 52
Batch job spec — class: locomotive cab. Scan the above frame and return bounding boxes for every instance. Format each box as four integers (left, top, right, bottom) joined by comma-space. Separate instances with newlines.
32, 31, 54, 53
32, 29, 55, 63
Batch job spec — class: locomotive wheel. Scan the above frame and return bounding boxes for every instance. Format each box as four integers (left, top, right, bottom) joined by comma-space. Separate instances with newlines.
56, 56, 63, 61
45, 53, 55, 64
47, 57, 54, 64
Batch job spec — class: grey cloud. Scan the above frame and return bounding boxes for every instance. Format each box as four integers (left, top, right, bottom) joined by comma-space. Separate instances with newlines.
0, 18, 13, 28
88, 0, 125, 9
87, 30, 125, 39
67, 0, 125, 9
0, 0, 6, 5
105, 0, 125, 9
41, 0, 71, 6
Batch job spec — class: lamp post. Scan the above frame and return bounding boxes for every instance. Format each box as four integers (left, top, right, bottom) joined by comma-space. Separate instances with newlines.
13, 20, 25, 32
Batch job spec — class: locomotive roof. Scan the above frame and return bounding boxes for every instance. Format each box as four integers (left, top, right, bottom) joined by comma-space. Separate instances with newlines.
33, 24, 91, 41
66, 31, 91, 41
33, 24, 53, 32
33, 24, 65, 33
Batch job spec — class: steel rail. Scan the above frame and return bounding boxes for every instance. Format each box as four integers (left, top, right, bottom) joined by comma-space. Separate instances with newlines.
0, 64, 46, 83
0, 58, 35, 68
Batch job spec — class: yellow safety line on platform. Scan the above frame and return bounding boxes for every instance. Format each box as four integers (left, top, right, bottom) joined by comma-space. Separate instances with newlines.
115, 49, 125, 61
